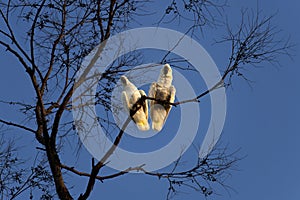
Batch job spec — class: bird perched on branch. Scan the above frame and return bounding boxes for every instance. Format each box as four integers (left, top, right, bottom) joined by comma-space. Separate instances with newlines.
149, 64, 176, 131
120, 75, 150, 131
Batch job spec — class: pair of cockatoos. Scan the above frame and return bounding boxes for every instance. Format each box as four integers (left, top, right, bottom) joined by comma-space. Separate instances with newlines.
120, 64, 176, 131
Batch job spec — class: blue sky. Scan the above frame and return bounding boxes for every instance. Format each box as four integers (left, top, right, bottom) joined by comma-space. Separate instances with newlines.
0, 0, 300, 200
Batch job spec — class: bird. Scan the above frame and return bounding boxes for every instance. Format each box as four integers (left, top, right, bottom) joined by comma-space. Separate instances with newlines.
120, 75, 150, 131
148, 64, 176, 131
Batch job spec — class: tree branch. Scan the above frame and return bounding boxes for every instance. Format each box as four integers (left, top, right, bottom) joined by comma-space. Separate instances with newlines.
61, 163, 145, 182
78, 117, 131, 200
0, 119, 36, 133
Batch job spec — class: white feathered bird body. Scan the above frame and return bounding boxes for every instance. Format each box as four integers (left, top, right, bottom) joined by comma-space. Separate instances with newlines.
120, 76, 150, 131
149, 64, 176, 131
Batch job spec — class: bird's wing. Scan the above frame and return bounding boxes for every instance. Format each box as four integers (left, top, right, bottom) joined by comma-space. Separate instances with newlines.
163, 85, 176, 121
121, 91, 130, 114
169, 85, 176, 103
129, 89, 149, 131
148, 82, 157, 107
128, 89, 149, 131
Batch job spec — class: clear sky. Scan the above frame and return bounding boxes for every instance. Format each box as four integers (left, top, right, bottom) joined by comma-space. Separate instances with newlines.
0, 0, 299, 200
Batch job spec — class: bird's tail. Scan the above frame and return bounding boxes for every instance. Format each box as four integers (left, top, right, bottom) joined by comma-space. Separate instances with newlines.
136, 120, 150, 131
151, 105, 167, 132
152, 121, 164, 132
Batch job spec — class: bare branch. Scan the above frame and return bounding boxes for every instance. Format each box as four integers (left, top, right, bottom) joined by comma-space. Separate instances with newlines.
219, 9, 293, 86
78, 117, 131, 200
141, 146, 241, 198
0, 119, 36, 134
157, 0, 227, 31
61, 163, 145, 182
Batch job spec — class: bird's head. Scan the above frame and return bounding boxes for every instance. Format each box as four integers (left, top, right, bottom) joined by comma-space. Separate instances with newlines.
120, 75, 129, 85
161, 64, 172, 77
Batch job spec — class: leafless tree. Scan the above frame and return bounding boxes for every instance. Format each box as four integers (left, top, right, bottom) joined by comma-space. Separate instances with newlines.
0, 1, 292, 199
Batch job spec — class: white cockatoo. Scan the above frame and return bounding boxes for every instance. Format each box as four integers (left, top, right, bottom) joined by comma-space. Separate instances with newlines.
149, 64, 176, 131
120, 75, 150, 131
